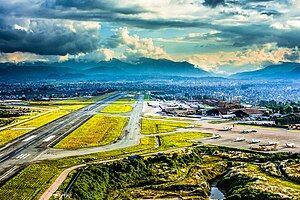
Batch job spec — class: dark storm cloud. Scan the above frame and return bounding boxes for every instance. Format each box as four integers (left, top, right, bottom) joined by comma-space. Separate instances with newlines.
0, 0, 299, 56
47, 0, 148, 15
214, 24, 300, 48
284, 49, 300, 61
0, 20, 100, 55
203, 0, 225, 8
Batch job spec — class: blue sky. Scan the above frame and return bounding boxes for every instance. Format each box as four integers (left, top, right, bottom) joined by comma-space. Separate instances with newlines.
0, 0, 300, 74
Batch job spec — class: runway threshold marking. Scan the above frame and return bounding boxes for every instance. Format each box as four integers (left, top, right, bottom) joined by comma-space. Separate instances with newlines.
16, 153, 31, 159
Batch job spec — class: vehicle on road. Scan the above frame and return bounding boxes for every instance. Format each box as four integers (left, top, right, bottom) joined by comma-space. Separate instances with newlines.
128, 155, 141, 160
234, 137, 246, 142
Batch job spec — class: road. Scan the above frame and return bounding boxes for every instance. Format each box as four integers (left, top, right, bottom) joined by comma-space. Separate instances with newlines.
0, 92, 125, 182
36, 95, 144, 160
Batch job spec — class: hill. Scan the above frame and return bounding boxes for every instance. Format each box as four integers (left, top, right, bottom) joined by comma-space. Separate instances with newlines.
231, 62, 300, 79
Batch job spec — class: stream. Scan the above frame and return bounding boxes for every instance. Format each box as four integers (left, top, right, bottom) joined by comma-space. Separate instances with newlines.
209, 171, 230, 200
209, 181, 225, 200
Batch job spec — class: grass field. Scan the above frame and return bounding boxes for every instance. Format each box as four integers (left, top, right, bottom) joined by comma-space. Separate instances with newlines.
141, 119, 190, 134
101, 105, 133, 113
100, 96, 135, 114
144, 115, 197, 122
158, 132, 212, 149
0, 111, 69, 146
54, 115, 128, 149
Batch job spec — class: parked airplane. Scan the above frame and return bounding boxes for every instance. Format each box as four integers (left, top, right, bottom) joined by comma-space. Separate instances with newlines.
242, 129, 257, 133
285, 143, 295, 148
235, 137, 246, 142
222, 126, 232, 131
250, 139, 260, 144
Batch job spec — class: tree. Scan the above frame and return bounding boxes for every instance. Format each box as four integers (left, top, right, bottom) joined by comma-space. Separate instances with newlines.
286, 106, 293, 114
293, 106, 298, 113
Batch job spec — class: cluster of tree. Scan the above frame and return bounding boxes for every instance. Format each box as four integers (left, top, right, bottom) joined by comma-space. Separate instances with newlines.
260, 100, 299, 114
218, 174, 282, 200
275, 114, 300, 125
0, 107, 31, 118
70, 150, 215, 199
70, 146, 300, 200
0, 118, 15, 127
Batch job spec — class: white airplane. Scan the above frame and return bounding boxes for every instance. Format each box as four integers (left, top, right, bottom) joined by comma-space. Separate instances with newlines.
268, 141, 278, 145
285, 143, 295, 148
250, 139, 260, 143
235, 137, 246, 142
222, 126, 232, 131
212, 134, 221, 139
242, 129, 257, 133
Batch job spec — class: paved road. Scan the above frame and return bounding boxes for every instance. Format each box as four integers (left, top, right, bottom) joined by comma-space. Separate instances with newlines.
36, 95, 144, 160
0, 92, 124, 182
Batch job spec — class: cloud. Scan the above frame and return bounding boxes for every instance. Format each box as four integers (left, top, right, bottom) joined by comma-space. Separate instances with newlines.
176, 43, 300, 74
203, 0, 225, 8
0, 0, 299, 73
0, 52, 49, 63
104, 27, 170, 61
0, 18, 101, 55
76, 48, 115, 62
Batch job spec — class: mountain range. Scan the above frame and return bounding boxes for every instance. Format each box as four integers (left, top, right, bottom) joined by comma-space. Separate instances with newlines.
0, 58, 299, 80
230, 62, 300, 79
0, 58, 212, 80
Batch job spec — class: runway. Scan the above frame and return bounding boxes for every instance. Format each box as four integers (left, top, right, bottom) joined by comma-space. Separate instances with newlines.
0, 92, 125, 182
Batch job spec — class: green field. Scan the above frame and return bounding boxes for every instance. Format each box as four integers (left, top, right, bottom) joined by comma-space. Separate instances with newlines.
101, 96, 135, 114
54, 114, 128, 149
141, 119, 190, 134
0, 111, 69, 146
158, 132, 212, 149
144, 115, 197, 122
101, 105, 133, 113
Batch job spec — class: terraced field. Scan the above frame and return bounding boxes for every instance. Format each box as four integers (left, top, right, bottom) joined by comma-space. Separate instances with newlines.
54, 114, 128, 149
